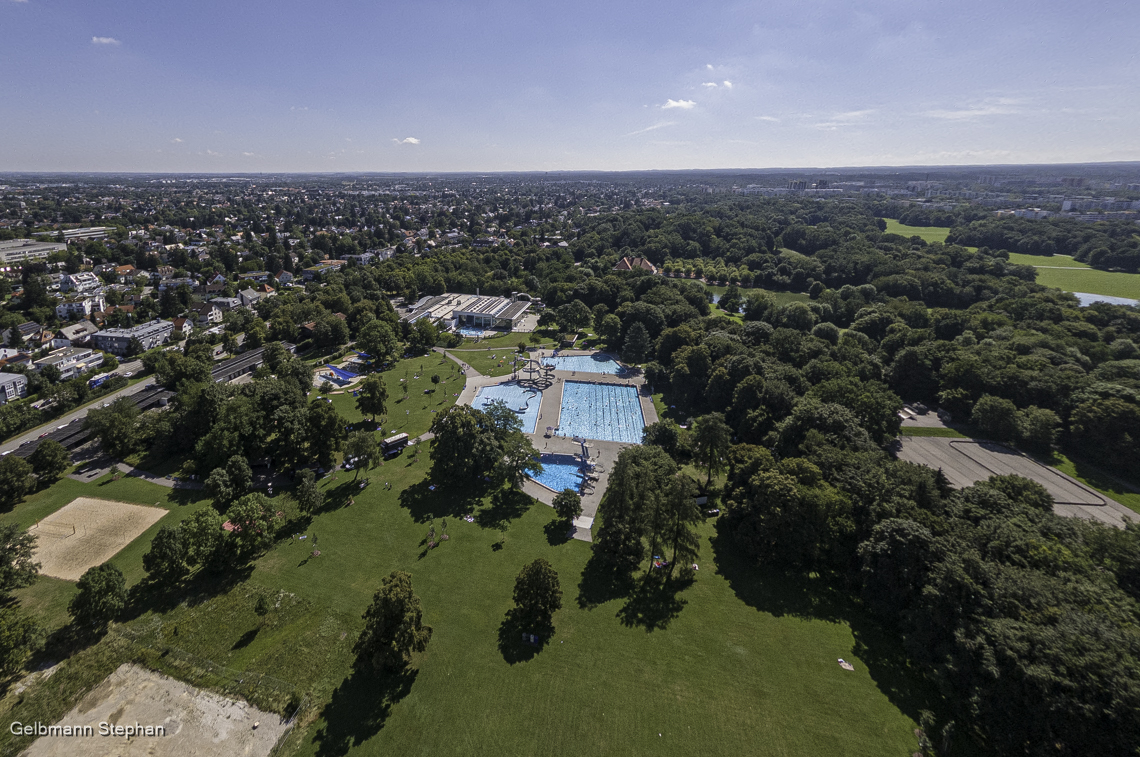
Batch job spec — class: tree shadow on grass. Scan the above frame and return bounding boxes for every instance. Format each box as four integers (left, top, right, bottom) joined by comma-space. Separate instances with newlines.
615, 570, 693, 632
231, 626, 259, 650
475, 487, 532, 530
312, 667, 419, 757
576, 554, 636, 610
709, 522, 954, 744
544, 515, 573, 546
710, 523, 851, 624
497, 608, 553, 665
397, 478, 483, 523
123, 562, 254, 621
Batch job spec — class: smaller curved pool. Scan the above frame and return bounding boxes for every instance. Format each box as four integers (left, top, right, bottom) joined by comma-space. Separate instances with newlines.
472, 382, 541, 433
528, 453, 586, 493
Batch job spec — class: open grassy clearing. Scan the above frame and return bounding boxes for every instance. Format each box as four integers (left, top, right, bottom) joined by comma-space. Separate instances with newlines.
318, 355, 461, 440
1006, 252, 1090, 269
1030, 266, 1140, 300
882, 220, 951, 244
702, 283, 810, 307
441, 346, 529, 378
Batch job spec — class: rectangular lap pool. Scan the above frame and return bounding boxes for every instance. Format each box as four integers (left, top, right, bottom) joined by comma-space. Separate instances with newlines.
557, 381, 645, 443
473, 382, 542, 433
528, 453, 586, 493
542, 354, 625, 375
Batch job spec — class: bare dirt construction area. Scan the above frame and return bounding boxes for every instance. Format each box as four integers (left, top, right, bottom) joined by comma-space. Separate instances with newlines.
897, 437, 1136, 527
31, 498, 168, 581
23, 663, 289, 757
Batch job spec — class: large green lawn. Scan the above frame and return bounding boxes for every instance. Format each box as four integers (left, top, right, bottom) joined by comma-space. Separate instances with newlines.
0, 444, 938, 757
882, 220, 951, 244
443, 346, 530, 377
1004, 256, 1140, 300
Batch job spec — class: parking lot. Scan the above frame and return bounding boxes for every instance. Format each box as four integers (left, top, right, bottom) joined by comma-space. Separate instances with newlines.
897, 437, 1136, 528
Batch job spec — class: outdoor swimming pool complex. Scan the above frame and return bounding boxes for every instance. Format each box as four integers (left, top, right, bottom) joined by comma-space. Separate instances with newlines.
472, 383, 541, 433
542, 354, 624, 374
455, 324, 492, 338
528, 453, 586, 493
557, 381, 645, 443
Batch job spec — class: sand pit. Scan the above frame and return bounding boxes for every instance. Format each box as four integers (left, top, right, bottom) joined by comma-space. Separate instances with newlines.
31, 498, 168, 581
22, 663, 290, 757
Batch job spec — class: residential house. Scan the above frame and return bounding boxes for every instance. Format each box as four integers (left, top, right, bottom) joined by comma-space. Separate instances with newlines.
274, 270, 294, 285
59, 271, 103, 294
1, 321, 44, 348
209, 297, 241, 311
238, 287, 270, 308
188, 302, 223, 327
613, 256, 658, 274
34, 346, 104, 381
58, 320, 99, 346
0, 349, 33, 371
238, 270, 270, 283
114, 264, 138, 283
91, 319, 173, 356
172, 317, 193, 339
0, 372, 28, 404
56, 294, 107, 321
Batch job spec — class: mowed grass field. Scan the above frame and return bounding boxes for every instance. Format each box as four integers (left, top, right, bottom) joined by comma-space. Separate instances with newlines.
1006, 253, 1140, 300
320, 355, 463, 439
882, 220, 951, 244
0, 443, 939, 756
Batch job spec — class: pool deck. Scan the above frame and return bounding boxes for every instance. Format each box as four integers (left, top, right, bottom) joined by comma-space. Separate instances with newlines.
442, 348, 656, 542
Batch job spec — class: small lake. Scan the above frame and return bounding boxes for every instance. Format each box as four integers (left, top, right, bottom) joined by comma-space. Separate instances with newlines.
1073, 292, 1139, 307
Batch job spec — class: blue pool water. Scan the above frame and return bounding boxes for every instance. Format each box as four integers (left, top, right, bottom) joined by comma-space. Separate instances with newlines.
473, 383, 542, 433
542, 354, 625, 375
557, 381, 645, 443
528, 453, 586, 493
455, 325, 491, 338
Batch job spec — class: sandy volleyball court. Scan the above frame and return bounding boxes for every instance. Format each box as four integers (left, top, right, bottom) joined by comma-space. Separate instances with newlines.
31, 497, 168, 581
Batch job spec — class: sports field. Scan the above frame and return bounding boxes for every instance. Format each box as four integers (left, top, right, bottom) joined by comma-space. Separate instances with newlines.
32, 497, 168, 581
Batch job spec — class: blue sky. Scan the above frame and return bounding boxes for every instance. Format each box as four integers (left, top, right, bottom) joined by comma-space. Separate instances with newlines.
2, 0, 1138, 172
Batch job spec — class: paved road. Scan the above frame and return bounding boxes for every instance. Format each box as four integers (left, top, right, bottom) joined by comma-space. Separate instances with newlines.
0, 359, 146, 455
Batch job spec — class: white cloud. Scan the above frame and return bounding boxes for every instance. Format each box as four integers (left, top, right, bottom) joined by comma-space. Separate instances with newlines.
10, 0, 30, 4
701, 82, 718, 89
812, 109, 876, 129
723, 80, 733, 89
706, 64, 714, 70
242, 152, 254, 157
755, 116, 779, 122
625, 121, 676, 136
206, 149, 220, 156
393, 137, 420, 145
922, 99, 1023, 120
171, 137, 183, 143
91, 36, 120, 45
662, 99, 696, 110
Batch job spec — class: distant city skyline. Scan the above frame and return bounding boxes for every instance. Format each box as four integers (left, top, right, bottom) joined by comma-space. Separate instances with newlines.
2, 0, 1138, 172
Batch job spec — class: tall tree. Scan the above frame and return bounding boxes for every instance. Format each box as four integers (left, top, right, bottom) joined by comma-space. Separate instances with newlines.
622, 321, 652, 364
295, 468, 324, 515
307, 400, 347, 468
553, 489, 582, 524
593, 446, 677, 572
28, 439, 70, 484
355, 374, 388, 421
68, 563, 127, 633
142, 526, 189, 584
354, 571, 433, 672
0, 456, 33, 509
225, 493, 276, 557
692, 413, 731, 488
83, 397, 141, 459
513, 558, 562, 626
356, 320, 400, 365
428, 405, 501, 485
0, 524, 40, 597
344, 430, 378, 480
